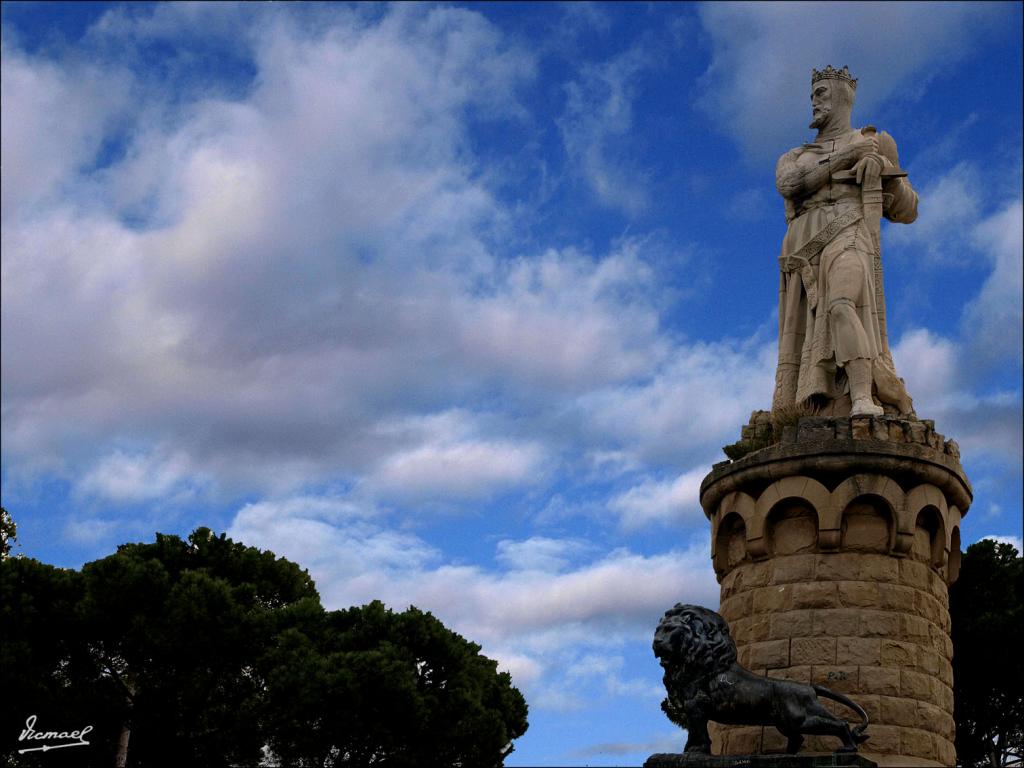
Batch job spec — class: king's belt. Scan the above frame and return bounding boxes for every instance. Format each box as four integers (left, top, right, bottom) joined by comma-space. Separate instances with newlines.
797, 194, 853, 213
778, 207, 863, 311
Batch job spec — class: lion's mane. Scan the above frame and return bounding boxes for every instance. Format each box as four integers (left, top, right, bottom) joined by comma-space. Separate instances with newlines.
652, 603, 737, 680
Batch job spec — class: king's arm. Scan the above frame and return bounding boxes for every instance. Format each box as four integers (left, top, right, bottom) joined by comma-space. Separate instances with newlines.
876, 131, 918, 224
776, 131, 918, 224
776, 147, 827, 203
776, 135, 876, 201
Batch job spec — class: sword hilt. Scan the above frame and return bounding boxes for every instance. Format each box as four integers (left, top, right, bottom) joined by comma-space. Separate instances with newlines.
832, 168, 907, 182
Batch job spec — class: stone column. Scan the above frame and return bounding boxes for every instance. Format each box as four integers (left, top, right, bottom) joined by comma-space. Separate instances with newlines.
701, 413, 969, 768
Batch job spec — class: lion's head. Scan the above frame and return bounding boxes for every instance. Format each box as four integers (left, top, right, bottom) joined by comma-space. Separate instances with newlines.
652, 603, 737, 680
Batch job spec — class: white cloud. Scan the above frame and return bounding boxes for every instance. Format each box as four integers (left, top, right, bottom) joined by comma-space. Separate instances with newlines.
576, 339, 776, 465
229, 495, 439, 585
2, 2, 773, 514
566, 652, 663, 700
983, 503, 1003, 520
388, 546, 717, 640
495, 537, 592, 573
63, 516, 129, 545
371, 438, 546, 501
86, 0, 266, 52
893, 328, 960, 414
454, 243, 668, 391
963, 200, 1024, 373
893, 329, 1021, 463
571, 732, 682, 759
1, 7, 533, 491
360, 410, 546, 502
558, 45, 651, 215
728, 186, 776, 223
495, 652, 545, 689
608, 466, 708, 530
888, 162, 983, 260
0, 49, 132, 219
227, 494, 719, 706
2, 6, 724, 508
886, 165, 1022, 376
696, 3, 1010, 161
77, 448, 201, 503
890, 196, 1022, 464
231, 494, 379, 525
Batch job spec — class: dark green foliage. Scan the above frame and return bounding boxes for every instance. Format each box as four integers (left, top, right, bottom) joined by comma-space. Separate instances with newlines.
261, 600, 529, 767
0, 507, 16, 559
2, 528, 316, 767
0, 556, 113, 768
2, 525, 527, 767
950, 539, 1024, 768
75, 528, 317, 766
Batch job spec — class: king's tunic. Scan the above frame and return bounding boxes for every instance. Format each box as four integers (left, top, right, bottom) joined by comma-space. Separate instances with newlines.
772, 128, 918, 413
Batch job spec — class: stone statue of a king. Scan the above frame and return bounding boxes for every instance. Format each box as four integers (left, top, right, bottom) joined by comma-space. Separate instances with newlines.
772, 65, 917, 419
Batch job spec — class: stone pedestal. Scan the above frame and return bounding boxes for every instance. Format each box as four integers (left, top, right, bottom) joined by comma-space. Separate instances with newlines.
645, 753, 877, 768
700, 414, 970, 767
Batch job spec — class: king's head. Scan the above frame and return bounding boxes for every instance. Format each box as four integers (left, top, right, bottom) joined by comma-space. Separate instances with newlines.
811, 64, 858, 91
809, 65, 857, 131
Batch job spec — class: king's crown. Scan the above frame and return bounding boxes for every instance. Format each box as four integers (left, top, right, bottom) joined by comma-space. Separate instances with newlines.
811, 65, 858, 91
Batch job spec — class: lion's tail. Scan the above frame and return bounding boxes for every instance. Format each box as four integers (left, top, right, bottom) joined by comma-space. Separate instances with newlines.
813, 684, 870, 742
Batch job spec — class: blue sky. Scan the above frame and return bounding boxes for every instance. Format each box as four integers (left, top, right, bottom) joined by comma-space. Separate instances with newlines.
1, 2, 1021, 764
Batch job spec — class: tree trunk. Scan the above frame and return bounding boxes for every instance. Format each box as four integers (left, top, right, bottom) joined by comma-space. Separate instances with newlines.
115, 723, 130, 768
990, 731, 1004, 768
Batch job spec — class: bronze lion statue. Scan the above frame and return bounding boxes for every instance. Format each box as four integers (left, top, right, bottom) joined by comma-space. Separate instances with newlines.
653, 604, 869, 755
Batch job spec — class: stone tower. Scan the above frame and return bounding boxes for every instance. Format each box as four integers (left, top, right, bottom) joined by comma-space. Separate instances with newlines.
701, 411, 969, 767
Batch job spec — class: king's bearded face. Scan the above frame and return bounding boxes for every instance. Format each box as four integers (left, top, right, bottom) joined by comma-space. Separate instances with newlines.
809, 80, 832, 129
809, 79, 854, 131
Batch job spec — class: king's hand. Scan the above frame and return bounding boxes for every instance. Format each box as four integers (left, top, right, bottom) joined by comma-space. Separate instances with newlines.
850, 132, 879, 160
852, 153, 884, 187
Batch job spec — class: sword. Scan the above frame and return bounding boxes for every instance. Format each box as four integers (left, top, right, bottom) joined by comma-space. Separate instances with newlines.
831, 126, 902, 352
831, 168, 907, 181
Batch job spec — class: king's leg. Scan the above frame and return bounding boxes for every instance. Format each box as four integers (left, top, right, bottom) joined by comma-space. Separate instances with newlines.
827, 247, 882, 417
847, 357, 883, 416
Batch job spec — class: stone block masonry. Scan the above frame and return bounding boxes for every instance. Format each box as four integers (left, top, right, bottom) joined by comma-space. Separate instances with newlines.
702, 415, 970, 767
